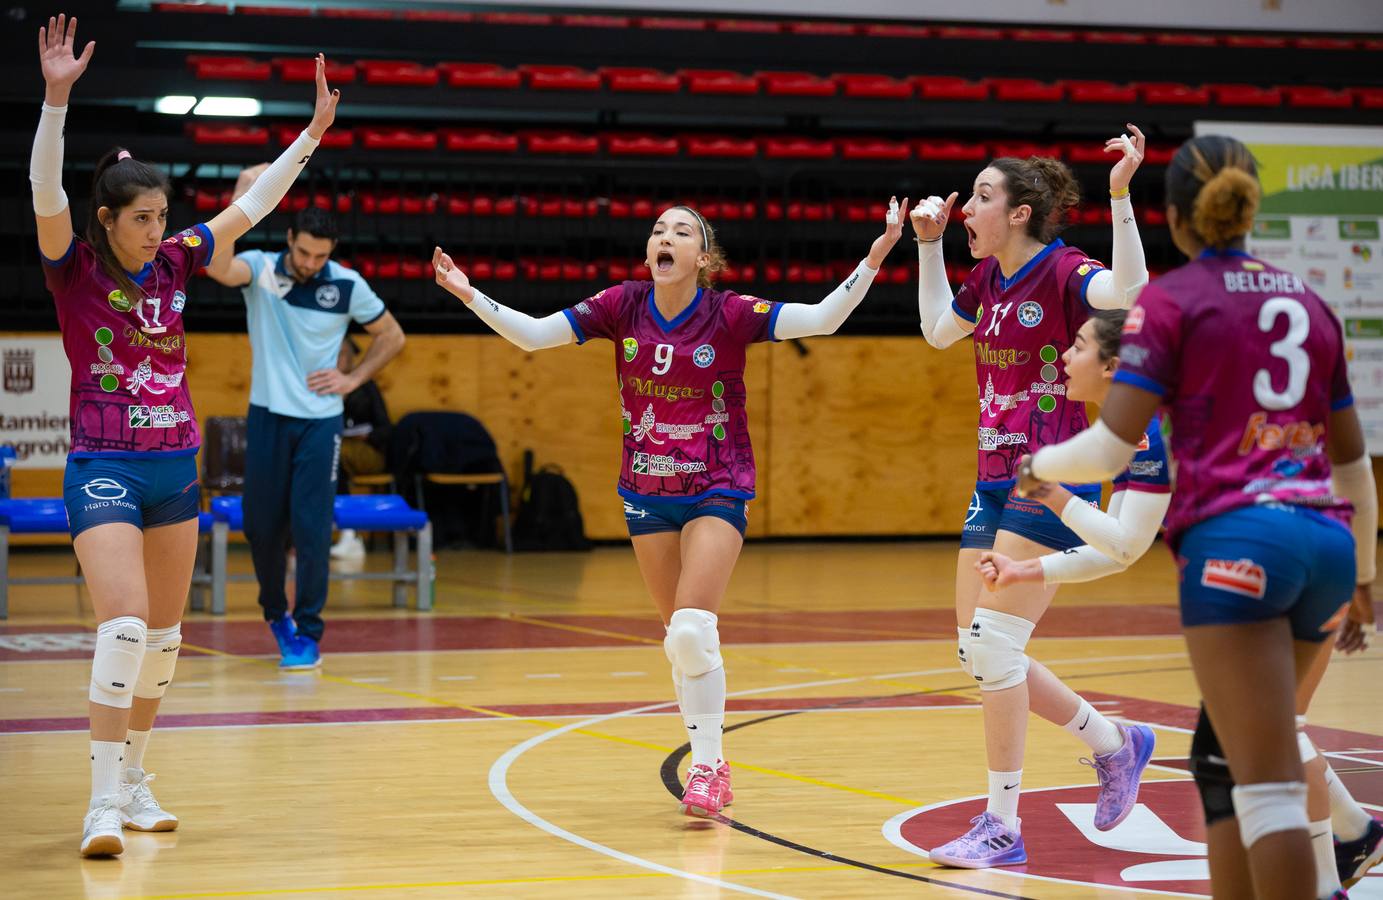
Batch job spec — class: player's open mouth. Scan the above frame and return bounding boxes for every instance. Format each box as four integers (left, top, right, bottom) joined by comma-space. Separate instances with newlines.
656, 251, 674, 272
964, 222, 977, 249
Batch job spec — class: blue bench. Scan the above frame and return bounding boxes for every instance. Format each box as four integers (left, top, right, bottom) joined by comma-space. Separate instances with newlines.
208, 494, 433, 615
0, 499, 213, 619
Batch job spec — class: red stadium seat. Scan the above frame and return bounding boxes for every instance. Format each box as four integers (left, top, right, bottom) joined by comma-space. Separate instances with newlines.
833, 74, 913, 99
193, 188, 230, 212
1284, 86, 1354, 108
1144, 146, 1176, 165
443, 129, 519, 153
1061, 80, 1138, 104
1136, 82, 1209, 105
1356, 88, 1383, 109
561, 14, 631, 28
274, 56, 355, 83
787, 21, 857, 36
1208, 84, 1282, 106
1225, 35, 1288, 48
863, 24, 931, 38
359, 128, 438, 151
1064, 143, 1113, 164
1009, 28, 1077, 42
638, 17, 707, 30
935, 26, 1004, 40
479, 12, 554, 25
758, 71, 837, 97
240, 6, 312, 17
603, 134, 680, 157
189, 55, 271, 81
758, 136, 835, 160
519, 65, 601, 91
360, 61, 439, 87
600, 67, 682, 93
992, 142, 1063, 160
439, 63, 521, 89
915, 140, 988, 162
681, 69, 759, 95
190, 124, 267, 146
401, 10, 472, 22
912, 76, 989, 101
522, 131, 599, 154
987, 78, 1064, 103
1363, 39, 1383, 51
684, 135, 757, 158
762, 262, 783, 283
155, 3, 229, 12
836, 138, 911, 161
1083, 31, 1149, 44
1154, 32, 1220, 47
786, 202, 832, 221
321, 8, 391, 18
1293, 37, 1357, 50
607, 198, 658, 219
277, 125, 353, 149
713, 19, 781, 33
1143, 208, 1168, 226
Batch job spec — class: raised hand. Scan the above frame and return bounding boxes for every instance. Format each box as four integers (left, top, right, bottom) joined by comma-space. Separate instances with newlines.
910, 192, 959, 242
866, 196, 908, 269
1107, 123, 1146, 195
306, 54, 341, 140
433, 246, 475, 303
38, 14, 95, 100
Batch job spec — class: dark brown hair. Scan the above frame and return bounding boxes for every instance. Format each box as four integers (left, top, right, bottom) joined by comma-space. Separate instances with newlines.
670, 205, 727, 288
86, 147, 171, 303
986, 156, 1081, 243
1165, 135, 1260, 249
1088, 310, 1127, 362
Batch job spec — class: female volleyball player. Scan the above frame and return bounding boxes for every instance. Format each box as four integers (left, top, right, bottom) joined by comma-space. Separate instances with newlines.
1023, 134, 1376, 900
30, 15, 340, 856
911, 128, 1153, 867
433, 199, 907, 816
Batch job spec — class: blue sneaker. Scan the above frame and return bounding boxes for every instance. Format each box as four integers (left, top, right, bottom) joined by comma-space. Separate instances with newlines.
928, 812, 1027, 868
1337, 816, 1383, 888
280, 635, 321, 671
268, 614, 297, 657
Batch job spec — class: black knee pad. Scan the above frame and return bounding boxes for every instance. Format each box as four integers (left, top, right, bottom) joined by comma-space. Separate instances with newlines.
1189, 705, 1237, 826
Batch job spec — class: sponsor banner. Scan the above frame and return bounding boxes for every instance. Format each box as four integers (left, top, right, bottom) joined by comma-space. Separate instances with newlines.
0, 337, 72, 467
1197, 123, 1383, 452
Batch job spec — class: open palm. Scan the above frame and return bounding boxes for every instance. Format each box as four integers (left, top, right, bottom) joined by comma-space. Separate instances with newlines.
38, 14, 94, 89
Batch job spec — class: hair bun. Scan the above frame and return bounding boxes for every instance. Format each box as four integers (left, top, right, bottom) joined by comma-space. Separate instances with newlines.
1192, 165, 1259, 247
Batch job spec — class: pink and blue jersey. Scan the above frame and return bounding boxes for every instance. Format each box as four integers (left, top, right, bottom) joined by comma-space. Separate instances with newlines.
42, 225, 215, 457
563, 281, 781, 501
954, 239, 1108, 486
1112, 416, 1172, 497
1115, 250, 1353, 544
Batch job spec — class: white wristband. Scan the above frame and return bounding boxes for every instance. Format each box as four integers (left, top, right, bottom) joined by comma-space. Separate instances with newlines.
30, 103, 69, 217
232, 129, 320, 226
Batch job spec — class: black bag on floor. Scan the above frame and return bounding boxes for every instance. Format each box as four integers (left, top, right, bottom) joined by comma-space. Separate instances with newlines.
513, 452, 591, 551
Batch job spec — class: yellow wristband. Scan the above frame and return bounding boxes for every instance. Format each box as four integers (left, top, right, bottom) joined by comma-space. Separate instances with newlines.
1110, 186, 1131, 199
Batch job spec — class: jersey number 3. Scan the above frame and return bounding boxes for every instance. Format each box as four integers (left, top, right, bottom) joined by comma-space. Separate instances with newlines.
1254, 297, 1310, 410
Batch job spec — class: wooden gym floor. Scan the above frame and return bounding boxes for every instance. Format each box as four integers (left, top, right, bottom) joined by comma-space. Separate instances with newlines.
2, 540, 1380, 899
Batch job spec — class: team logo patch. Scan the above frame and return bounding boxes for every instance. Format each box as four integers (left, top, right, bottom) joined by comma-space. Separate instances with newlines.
1077, 264, 1092, 277
692, 344, 716, 368
1124, 306, 1145, 334
1017, 301, 1043, 328
631, 452, 649, 475
315, 284, 341, 309
180, 231, 202, 248
1137, 433, 1151, 452
752, 300, 772, 314
575, 301, 592, 316
1200, 558, 1267, 599
623, 337, 639, 362
171, 290, 187, 314
82, 477, 128, 501
107, 290, 131, 313
964, 491, 983, 525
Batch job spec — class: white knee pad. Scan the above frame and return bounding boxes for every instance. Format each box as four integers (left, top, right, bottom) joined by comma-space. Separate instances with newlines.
90, 616, 147, 708
1295, 716, 1318, 763
967, 608, 1034, 691
664, 608, 723, 678
956, 627, 973, 678
1232, 781, 1309, 848
135, 623, 181, 700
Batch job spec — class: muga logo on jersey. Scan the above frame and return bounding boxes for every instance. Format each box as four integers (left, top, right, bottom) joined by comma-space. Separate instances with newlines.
315, 284, 341, 309
627, 377, 704, 401
1201, 558, 1267, 599
693, 344, 716, 368
884, 780, 1213, 896
623, 338, 639, 362
1017, 301, 1043, 328
82, 477, 128, 501
973, 341, 1031, 371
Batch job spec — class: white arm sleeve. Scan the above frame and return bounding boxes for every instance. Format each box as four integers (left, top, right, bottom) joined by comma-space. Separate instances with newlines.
1332, 455, 1379, 583
772, 260, 877, 339
30, 103, 69, 216
231, 130, 321, 226
468, 291, 574, 352
1059, 488, 1169, 566
1082, 196, 1149, 311
1041, 492, 1127, 585
918, 241, 971, 348
1030, 419, 1139, 485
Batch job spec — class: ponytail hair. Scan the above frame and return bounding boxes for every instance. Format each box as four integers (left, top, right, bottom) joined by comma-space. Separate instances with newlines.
987, 155, 1081, 243
86, 147, 171, 303
1088, 310, 1127, 362
670, 204, 727, 288
1165, 136, 1260, 249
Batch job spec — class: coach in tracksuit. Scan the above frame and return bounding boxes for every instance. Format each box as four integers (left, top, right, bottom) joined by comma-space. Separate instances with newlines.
206, 169, 404, 668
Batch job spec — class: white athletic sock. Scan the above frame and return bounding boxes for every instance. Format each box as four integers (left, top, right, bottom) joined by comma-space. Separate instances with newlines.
1063, 699, 1125, 757
1311, 817, 1343, 896
90, 740, 125, 806
124, 729, 151, 773
1325, 762, 1372, 841
682, 665, 725, 769
987, 769, 1022, 830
